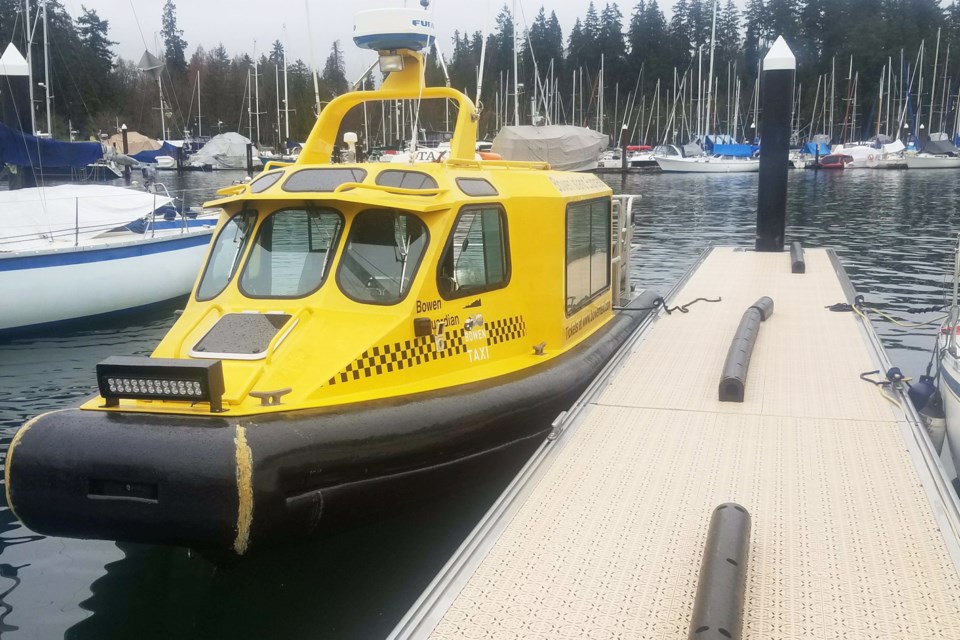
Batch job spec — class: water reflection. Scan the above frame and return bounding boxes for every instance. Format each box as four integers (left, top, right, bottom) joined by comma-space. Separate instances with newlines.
63, 464, 514, 640
1, 168, 960, 638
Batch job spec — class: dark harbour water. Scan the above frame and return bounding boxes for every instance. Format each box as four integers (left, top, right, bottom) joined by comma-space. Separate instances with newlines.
1, 168, 959, 638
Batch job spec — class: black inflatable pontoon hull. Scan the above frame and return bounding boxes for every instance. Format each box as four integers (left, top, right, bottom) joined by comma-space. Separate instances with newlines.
7, 291, 657, 554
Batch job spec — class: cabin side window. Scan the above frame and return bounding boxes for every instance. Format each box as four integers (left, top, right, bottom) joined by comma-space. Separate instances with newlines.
239, 208, 344, 298
196, 210, 258, 301
336, 209, 429, 305
565, 198, 611, 316
438, 206, 509, 299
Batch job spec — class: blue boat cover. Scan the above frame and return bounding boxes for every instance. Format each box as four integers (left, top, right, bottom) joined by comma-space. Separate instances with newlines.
132, 142, 179, 163
712, 144, 755, 157
802, 142, 831, 155
0, 122, 103, 167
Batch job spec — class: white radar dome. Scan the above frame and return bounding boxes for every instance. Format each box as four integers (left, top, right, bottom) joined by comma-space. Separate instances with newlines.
353, 8, 435, 52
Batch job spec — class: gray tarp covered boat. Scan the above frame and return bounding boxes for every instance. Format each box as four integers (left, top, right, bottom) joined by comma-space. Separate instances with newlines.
492, 125, 607, 172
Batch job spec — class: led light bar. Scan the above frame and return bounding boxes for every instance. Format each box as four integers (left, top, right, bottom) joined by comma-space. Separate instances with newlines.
96, 356, 225, 412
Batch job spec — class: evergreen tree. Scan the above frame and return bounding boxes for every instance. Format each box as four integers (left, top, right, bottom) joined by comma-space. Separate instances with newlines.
161, 0, 187, 75
269, 40, 285, 65
743, 0, 768, 76
321, 41, 348, 97
568, 17, 587, 66
715, 0, 741, 66
582, 1, 602, 70
797, 0, 823, 67
599, 3, 626, 88
628, 0, 672, 88
766, 0, 801, 44
76, 6, 115, 72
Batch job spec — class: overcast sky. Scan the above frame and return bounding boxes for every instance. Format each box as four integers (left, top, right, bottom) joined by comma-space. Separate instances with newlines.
68, 0, 745, 78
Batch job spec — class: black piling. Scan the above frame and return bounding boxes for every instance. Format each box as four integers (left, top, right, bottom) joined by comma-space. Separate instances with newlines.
755, 36, 796, 252
176, 145, 184, 175
246, 142, 254, 178
0, 44, 37, 189
688, 503, 752, 640
621, 125, 628, 172
121, 125, 131, 183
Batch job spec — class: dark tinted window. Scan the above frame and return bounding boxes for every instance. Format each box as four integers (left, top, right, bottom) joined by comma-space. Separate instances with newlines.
456, 178, 498, 197
375, 170, 438, 190
249, 171, 283, 193
283, 168, 367, 192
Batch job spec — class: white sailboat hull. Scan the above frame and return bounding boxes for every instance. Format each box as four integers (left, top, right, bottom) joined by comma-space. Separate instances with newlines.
906, 155, 960, 169
0, 228, 214, 333
939, 349, 960, 475
655, 156, 760, 173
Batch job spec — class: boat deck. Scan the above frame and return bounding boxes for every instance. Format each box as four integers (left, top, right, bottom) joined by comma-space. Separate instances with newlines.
390, 247, 960, 639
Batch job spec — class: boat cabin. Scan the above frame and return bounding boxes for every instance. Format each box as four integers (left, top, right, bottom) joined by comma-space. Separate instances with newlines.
84, 47, 634, 418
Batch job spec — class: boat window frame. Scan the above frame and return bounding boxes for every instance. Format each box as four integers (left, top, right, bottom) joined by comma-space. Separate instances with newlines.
195, 208, 259, 302
236, 205, 346, 300
436, 203, 511, 301
335, 208, 431, 307
564, 196, 612, 318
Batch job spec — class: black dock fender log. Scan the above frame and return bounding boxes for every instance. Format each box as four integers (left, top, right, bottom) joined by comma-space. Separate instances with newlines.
790, 241, 805, 274
688, 503, 752, 640
719, 297, 774, 403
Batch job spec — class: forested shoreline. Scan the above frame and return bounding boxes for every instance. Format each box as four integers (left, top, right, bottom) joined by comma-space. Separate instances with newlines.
2, 0, 959, 147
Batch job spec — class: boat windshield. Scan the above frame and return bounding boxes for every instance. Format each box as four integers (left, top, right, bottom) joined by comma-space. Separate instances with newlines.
196, 209, 258, 301
337, 209, 429, 304
240, 207, 344, 298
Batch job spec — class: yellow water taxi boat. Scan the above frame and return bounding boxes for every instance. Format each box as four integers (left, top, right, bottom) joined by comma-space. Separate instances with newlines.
6, 8, 656, 555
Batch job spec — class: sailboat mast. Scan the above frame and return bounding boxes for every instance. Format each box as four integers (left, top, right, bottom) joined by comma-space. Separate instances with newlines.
275, 63, 281, 148
940, 44, 950, 133
929, 28, 940, 134
829, 56, 835, 141
512, 0, 519, 126
42, 0, 51, 135
877, 67, 884, 137
247, 68, 253, 141
704, 0, 718, 139
158, 74, 167, 140
24, 0, 35, 134
283, 44, 290, 140
254, 42, 261, 144
197, 71, 202, 137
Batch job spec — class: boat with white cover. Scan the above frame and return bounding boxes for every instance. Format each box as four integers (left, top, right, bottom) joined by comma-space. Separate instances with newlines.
0, 184, 217, 334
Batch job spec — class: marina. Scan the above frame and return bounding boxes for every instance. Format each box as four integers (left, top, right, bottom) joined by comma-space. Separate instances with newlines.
5, 0, 960, 638
0, 164, 957, 640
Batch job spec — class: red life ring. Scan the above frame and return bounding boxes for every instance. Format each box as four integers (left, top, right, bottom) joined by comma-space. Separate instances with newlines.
868, 154, 875, 162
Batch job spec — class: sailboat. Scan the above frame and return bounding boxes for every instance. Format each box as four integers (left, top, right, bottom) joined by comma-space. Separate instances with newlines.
654, 0, 760, 174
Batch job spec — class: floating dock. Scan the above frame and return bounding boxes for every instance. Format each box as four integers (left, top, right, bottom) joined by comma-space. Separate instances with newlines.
390, 246, 960, 638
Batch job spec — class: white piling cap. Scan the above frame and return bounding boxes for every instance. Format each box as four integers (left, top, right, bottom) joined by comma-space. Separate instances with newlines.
763, 36, 796, 72
0, 43, 28, 77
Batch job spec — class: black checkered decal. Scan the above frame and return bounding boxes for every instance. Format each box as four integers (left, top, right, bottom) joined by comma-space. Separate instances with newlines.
486, 316, 527, 346
327, 316, 526, 386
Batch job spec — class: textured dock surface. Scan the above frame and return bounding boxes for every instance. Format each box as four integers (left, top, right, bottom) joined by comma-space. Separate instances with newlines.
392, 247, 960, 640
